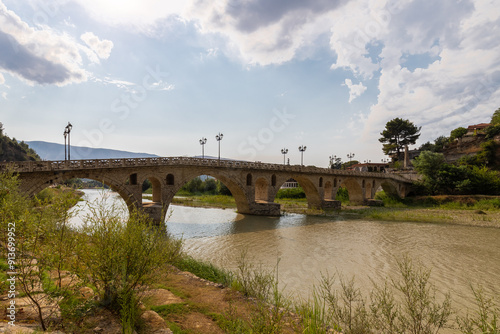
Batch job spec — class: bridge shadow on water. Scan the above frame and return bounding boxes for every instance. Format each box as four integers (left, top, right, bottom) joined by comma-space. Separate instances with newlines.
165, 206, 340, 240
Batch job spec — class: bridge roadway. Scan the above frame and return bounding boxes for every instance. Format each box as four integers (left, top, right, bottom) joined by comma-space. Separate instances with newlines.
1, 157, 413, 222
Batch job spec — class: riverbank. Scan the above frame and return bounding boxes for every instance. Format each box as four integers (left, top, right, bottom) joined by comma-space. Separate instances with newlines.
145, 194, 500, 229
4, 252, 497, 334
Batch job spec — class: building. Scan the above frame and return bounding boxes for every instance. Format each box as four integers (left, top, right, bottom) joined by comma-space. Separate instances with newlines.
466, 123, 490, 136
280, 178, 299, 188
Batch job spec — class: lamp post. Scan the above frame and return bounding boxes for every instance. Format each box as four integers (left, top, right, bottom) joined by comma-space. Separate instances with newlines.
346, 152, 355, 170
199, 137, 207, 159
63, 129, 68, 161
215, 133, 223, 162
329, 155, 336, 169
64, 122, 72, 161
281, 148, 288, 165
298, 145, 307, 166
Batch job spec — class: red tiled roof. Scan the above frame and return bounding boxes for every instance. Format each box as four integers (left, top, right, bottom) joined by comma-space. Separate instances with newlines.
467, 123, 490, 130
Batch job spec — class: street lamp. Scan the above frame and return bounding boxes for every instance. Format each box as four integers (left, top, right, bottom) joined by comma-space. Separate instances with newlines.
215, 133, 223, 162
199, 137, 207, 159
63, 129, 68, 161
64, 122, 72, 161
347, 152, 355, 163
281, 148, 288, 165
329, 155, 337, 169
298, 145, 307, 166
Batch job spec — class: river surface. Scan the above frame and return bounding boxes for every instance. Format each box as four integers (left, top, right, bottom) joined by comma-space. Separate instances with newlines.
71, 189, 500, 314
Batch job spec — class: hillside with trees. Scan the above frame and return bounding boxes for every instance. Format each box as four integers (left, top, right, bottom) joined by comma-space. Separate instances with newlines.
0, 122, 40, 161
410, 108, 500, 195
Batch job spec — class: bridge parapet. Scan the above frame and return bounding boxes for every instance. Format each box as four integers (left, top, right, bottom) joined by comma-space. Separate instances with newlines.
0, 157, 411, 183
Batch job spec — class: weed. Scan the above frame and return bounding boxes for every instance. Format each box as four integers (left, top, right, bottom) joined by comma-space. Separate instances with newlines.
457, 285, 499, 334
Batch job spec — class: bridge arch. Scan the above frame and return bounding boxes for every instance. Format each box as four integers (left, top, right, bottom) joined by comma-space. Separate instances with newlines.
377, 179, 404, 198
270, 174, 322, 209
339, 178, 364, 203
141, 175, 162, 202
22, 172, 139, 212
173, 171, 251, 214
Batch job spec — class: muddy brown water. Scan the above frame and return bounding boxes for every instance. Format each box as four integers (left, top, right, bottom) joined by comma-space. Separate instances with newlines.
72, 189, 500, 316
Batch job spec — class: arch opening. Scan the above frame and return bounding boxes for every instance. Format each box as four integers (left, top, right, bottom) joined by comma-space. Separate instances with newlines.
172, 172, 250, 214
271, 174, 277, 187
246, 173, 252, 186
29, 175, 131, 225
273, 176, 321, 209
166, 174, 175, 186
142, 176, 162, 202
338, 178, 364, 204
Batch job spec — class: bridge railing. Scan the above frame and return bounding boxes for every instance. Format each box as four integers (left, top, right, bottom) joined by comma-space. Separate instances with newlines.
0, 157, 412, 182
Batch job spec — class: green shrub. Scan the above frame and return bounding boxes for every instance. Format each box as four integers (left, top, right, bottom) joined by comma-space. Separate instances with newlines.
76, 198, 183, 332
335, 187, 349, 203
275, 187, 306, 199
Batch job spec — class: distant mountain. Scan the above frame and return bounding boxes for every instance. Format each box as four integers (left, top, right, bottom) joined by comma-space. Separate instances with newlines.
26, 141, 159, 161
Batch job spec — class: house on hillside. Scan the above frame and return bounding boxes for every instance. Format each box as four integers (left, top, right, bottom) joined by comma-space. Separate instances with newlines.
466, 123, 490, 136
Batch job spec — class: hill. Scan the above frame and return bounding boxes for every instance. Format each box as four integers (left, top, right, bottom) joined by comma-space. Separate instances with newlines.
0, 124, 40, 161
26, 141, 159, 160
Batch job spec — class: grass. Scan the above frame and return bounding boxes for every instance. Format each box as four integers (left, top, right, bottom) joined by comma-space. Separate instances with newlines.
151, 303, 190, 316
171, 194, 237, 209
174, 255, 234, 286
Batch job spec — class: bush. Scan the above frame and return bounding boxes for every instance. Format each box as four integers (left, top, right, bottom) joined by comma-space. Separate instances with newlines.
275, 187, 306, 199
76, 197, 182, 332
336, 187, 349, 203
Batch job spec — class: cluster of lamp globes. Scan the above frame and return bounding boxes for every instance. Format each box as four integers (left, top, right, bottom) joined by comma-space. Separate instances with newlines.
199, 133, 224, 161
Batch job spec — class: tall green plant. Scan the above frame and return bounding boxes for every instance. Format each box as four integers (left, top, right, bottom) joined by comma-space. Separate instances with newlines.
1, 172, 82, 330
457, 286, 499, 334
76, 196, 182, 332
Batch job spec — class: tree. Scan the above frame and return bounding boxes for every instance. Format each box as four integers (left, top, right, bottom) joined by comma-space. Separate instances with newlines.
379, 118, 421, 159
450, 127, 468, 141
433, 135, 449, 152
329, 156, 342, 169
491, 107, 500, 125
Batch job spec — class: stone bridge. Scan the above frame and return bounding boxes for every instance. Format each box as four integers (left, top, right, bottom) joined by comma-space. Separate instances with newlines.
1, 157, 413, 222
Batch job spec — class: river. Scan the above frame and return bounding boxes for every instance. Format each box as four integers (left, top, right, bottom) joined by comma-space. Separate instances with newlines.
71, 189, 500, 314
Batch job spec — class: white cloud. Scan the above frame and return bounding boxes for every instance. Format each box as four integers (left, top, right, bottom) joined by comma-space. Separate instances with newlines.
187, 0, 346, 66
72, 0, 187, 29
343, 78, 367, 103
0, 1, 87, 85
0, 72, 4, 84
81, 32, 113, 61
359, 0, 500, 144
1, 91, 6, 99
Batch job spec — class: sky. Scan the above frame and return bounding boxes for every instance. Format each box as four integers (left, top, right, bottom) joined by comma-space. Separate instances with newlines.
1, 0, 499, 167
